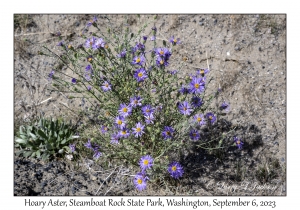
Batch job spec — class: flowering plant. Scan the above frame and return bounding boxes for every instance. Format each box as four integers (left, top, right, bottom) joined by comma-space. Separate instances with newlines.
40, 16, 241, 191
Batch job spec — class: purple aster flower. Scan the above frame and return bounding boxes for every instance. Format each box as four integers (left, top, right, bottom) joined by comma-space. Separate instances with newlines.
93, 150, 102, 159
150, 36, 156, 41
178, 101, 192, 115
143, 36, 148, 41
101, 125, 109, 134
191, 96, 203, 108
169, 36, 181, 45
156, 105, 163, 112
132, 122, 145, 138
205, 112, 217, 124
119, 127, 131, 138
134, 42, 145, 51
87, 16, 97, 27
194, 114, 206, 126
132, 55, 146, 66
152, 26, 157, 31
130, 96, 143, 107
117, 49, 127, 58
84, 37, 96, 49
71, 78, 77, 84
179, 85, 190, 94
197, 68, 209, 76
142, 105, 155, 116
168, 161, 184, 179
134, 68, 148, 82
84, 139, 93, 149
57, 41, 64, 46
111, 133, 120, 144
84, 73, 91, 81
189, 77, 205, 94
69, 143, 76, 153
101, 81, 111, 92
133, 173, 147, 191
189, 129, 200, 141
155, 47, 172, 59
118, 103, 132, 118
156, 57, 169, 67
220, 101, 230, 112
162, 126, 175, 140
115, 116, 126, 129
168, 70, 178, 75
234, 136, 244, 149
92, 38, 106, 50
87, 85, 92, 91
85, 64, 92, 72
144, 113, 154, 124
139, 155, 154, 171
48, 70, 55, 81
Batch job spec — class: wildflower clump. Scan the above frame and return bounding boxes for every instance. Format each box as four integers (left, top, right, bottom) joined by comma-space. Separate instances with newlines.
40, 16, 239, 192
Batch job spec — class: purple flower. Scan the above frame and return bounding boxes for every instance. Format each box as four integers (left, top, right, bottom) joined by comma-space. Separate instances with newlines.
132, 122, 145, 138
57, 41, 64, 46
234, 136, 244, 149
115, 116, 126, 129
118, 103, 132, 118
133, 173, 147, 191
143, 36, 148, 41
111, 133, 120, 145
84, 139, 93, 149
134, 68, 148, 82
142, 105, 155, 116
189, 130, 200, 141
179, 85, 190, 94
169, 36, 181, 45
93, 150, 102, 159
87, 86, 92, 91
117, 49, 127, 58
134, 42, 145, 51
84, 73, 91, 81
132, 55, 146, 66
205, 112, 217, 124
85, 65, 92, 72
93, 38, 106, 50
139, 155, 154, 171
69, 143, 76, 153
155, 48, 172, 59
130, 96, 142, 107
87, 16, 97, 27
178, 101, 192, 115
191, 96, 203, 108
156, 57, 169, 67
119, 127, 131, 138
168, 70, 178, 75
144, 113, 154, 124
152, 26, 157, 31
162, 126, 175, 140
168, 161, 184, 179
101, 81, 111, 92
48, 70, 55, 81
220, 101, 230, 112
189, 77, 205, 94
194, 114, 206, 126
84, 37, 96, 49
150, 36, 156, 41
197, 68, 209, 76
71, 78, 77, 84
101, 125, 108, 134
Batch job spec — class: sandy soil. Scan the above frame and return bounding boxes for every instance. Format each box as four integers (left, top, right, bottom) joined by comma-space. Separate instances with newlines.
14, 14, 286, 196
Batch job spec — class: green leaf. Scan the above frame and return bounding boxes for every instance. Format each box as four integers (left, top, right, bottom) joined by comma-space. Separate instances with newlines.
29, 133, 37, 140
60, 139, 66, 145
37, 129, 47, 140
163, 40, 166, 47
36, 150, 41, 158
23, 151, 33, 158
15, 138, 27, 144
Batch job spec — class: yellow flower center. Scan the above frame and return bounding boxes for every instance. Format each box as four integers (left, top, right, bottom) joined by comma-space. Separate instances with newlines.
137, 179, 142, 184
209, 116, 213, 120
237, 140, 240, 144
160, 60, 164, 65
172, 166, 177, 171
194, 83, 199, 89
138, 72, 143, 77
105, 44, 108, 49
136, 127, 141, 132
68, 45, 72, 49
193, 133, 196, 137
183, 107, 187, 111
197, 117, 201, 122
143, 160, 149, 165
88, 57, 92, 62
136, 57, 141, 63
134, 100, 138, 104
117, 120, 122, 125
122, 131, 126, 135
174, 39, 177, 43
104, 127, 107, 130
166, 131, 170, 136
105, 84, 108, 87
160, 51, 164, 55
146, 109, 149, 113
90, 41, 93, 46
200, 69, 205, 74
122, 107, 128, 112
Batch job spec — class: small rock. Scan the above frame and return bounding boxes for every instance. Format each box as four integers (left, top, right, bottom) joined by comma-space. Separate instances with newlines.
90, 174, 97, 181
199, 21, 204, 26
